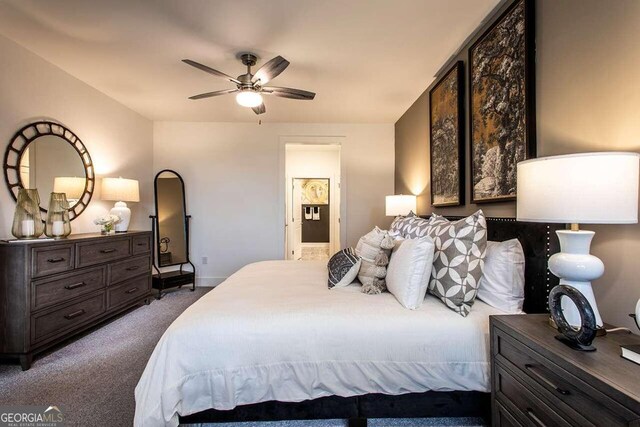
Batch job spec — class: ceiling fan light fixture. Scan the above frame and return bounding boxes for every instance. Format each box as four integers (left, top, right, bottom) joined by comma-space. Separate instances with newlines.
236, 90, 263, 108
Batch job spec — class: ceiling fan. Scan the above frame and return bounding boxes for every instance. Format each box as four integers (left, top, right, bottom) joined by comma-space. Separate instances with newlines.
182, 53, 315, 115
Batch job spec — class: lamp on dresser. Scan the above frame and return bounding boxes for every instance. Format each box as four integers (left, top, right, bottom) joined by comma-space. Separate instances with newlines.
385, 194, 417, 216
517, 152, 640, 329
101, 177, 140, 232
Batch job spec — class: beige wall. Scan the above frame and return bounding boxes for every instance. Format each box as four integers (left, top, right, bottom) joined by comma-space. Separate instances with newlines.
395, 0, 640, 330
154, 122, 394, 286
0, 35, 154, 236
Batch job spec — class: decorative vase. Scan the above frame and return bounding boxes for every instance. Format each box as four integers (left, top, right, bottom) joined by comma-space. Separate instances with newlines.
11, 189, 44, 239
45, 193, 72, 239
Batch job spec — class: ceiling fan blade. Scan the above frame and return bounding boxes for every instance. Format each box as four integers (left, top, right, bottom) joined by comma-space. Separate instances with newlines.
252, 103, 266, 115
188, 89, 238, 100
262, 86, 315, 100
252, 56, 289, 85
182, 59, 241, 85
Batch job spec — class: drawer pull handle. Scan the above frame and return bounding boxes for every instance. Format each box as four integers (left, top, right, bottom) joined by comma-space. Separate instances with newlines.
47, 257, 65, 263
525, 364, 570, 396
526, 408, 547, 427
100, 248, 117, 254
64, 309, 86, 320
136, 243, 147, 246
126, 266, 141, 271
125, 287, 139, 294
64, 282, 86, 290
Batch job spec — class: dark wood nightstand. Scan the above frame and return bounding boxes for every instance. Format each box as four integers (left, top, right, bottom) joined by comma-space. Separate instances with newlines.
490, 314, 640, 427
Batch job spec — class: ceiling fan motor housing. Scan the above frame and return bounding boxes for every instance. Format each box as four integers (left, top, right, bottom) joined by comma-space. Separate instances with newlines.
240, 53, 258, 67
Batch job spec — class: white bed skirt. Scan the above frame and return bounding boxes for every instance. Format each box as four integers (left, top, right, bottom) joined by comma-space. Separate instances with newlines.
135, 260, 501, 427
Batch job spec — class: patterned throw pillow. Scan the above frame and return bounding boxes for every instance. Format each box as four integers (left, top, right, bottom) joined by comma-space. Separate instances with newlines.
389, 212, 433, 239
355, 227, 395, 294
327, 248, 362, 289
426, 210, 488, 317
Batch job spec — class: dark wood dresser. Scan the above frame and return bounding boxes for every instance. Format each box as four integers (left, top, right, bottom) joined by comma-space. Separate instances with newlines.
0, 231, 152, 370
491, 314, 640, 427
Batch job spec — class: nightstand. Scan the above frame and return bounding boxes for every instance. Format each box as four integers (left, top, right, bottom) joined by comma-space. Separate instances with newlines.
490, 314, 640, 427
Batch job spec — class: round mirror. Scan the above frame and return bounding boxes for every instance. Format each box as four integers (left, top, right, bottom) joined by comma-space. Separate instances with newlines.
4, 121, 95, 221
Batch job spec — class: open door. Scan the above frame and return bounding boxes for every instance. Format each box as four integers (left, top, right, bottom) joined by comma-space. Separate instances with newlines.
292, 179, 303, 260
285, 177, 303, 260
284, 143, 341, 261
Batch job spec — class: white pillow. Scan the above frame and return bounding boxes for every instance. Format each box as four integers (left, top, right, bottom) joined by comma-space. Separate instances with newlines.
386, 236, 436, 310
477, 239, 525, 313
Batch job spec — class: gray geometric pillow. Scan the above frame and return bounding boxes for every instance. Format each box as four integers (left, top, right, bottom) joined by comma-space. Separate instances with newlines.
389, 212, 433, 239
327, 248, 361, 289
426, 210, 488, 317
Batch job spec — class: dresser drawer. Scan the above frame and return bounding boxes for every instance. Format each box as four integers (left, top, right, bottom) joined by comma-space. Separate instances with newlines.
132, 234, 151, 255
76, 237, 131, 268
495, 363, 572, 427
31, 245, 74, 277
31, 292, 106, 344
107, 276, 150, 310
32, 267, 106, 310
494, 401, 524, 427
494, 326, 639, 426
109, 256, 151, 285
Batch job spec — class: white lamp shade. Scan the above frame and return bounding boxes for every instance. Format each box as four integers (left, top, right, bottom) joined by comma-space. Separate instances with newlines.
517, 152, 640, 224
385, 195, 417, 216
101, 177, 140, 202
53, 177, 85, 200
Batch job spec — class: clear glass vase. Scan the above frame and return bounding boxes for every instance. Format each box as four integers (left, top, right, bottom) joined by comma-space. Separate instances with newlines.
45, 193, 72, 239
11, 189, 44, 239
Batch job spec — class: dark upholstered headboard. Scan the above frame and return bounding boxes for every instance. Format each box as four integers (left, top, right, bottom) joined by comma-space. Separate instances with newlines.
421, 216, 562, 314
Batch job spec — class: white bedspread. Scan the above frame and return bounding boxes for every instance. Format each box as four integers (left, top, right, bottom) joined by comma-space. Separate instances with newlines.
134, 260, 503, 427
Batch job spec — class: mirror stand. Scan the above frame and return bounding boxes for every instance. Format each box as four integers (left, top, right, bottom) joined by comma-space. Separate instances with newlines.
150, 169, 196, 299
150, 215, 196, 299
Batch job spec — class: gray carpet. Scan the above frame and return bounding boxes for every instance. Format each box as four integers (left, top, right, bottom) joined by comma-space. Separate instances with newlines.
0, 287, 484, 427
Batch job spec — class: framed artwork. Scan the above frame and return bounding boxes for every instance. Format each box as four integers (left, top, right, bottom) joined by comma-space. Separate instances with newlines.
430, 61, 465, 207
469, 0, 536, 203
300, 178, 329, 205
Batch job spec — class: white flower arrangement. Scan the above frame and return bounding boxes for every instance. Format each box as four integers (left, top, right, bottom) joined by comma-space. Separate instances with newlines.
94, 214, 121, 233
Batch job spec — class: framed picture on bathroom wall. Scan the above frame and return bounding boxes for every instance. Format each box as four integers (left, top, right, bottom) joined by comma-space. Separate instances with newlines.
429, 60, 465, 207
300, 178, 329, 205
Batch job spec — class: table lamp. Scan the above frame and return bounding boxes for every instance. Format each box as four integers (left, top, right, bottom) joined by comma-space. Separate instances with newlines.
517, 152, 640, 328
101, 177, 140, 232
385, 195, 417, 217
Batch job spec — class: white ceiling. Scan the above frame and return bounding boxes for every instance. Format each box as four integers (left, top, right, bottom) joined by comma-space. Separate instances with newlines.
0, 0, 499, 123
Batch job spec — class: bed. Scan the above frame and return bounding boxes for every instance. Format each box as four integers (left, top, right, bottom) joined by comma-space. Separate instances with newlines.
134, 217, 562, 427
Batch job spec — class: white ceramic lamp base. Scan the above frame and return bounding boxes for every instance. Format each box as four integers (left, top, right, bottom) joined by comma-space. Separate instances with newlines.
549, 230, 604, 328
110, 201, 131, 233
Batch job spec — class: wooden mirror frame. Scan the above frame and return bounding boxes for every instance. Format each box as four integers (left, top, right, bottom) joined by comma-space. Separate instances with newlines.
3, 121, 95, 221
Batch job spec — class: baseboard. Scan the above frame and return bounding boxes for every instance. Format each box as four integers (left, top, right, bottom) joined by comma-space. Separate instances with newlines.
195, 277, 227, 287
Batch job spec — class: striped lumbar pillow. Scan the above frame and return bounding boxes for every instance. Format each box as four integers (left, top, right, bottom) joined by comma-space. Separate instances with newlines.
327, 248, 361, 289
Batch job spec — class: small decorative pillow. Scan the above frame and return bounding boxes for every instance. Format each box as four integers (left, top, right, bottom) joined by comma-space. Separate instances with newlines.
355, 227, 395, 294
327, 248, 362, 289
426, 210, 488, 317
476, 239, 525, 313
389, 211, 433, 239
386, 236, 436, 309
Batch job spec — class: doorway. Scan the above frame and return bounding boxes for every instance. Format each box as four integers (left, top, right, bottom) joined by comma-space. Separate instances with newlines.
285, 144, 341, 261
